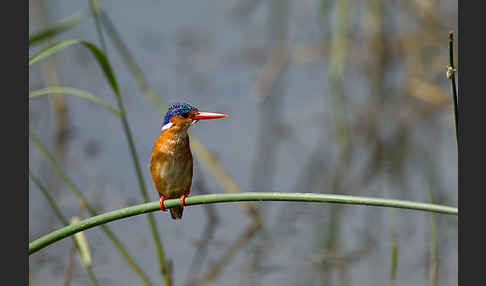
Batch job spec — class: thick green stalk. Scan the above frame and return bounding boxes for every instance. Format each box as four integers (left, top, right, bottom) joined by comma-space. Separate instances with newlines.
89, 5, 170, 285
29, 171, 100, 286
30, 192, 458, 254
29, 131, 153, 286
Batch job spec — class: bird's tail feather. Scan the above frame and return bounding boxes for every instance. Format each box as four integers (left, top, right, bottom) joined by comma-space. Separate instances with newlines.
170, 206, 183, 219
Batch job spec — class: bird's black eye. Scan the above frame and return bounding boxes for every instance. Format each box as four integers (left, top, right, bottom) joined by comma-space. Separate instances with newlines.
181, 112, 189, 118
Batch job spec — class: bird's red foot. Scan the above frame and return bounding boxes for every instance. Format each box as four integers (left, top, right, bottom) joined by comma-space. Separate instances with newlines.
159, 196, 167, 212
180, 191, 190, 208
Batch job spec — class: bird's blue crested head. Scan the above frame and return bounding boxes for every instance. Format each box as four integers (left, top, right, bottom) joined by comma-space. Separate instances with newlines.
163, 103, 199, 125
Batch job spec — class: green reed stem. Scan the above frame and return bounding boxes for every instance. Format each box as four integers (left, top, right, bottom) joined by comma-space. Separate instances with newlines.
29, 10, 89, 46
114, 77, 172, 286
29, 131, 153, 286
30, 192, 458, 255
428, 186, 438, 286
29, 87, 121, 116
389, 209, 398, 286
29, 170, 100, 286
88, 5, 170, 285
448, 31, 459, 146
90, 0, 106, 51
98, 10, 165, 111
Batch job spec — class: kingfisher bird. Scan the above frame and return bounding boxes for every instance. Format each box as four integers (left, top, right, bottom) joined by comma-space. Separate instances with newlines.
150, 103, 228, 219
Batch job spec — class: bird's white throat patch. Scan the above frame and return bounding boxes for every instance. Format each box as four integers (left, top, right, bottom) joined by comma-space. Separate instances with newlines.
161, 122, 173, 131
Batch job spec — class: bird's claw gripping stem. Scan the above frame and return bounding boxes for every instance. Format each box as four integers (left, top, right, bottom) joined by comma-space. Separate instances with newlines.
180, 191, 190, 208
159, 196, 167, 212
160, 192, 190, 212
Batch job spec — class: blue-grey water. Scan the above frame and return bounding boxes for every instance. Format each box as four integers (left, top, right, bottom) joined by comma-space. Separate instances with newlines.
29, 0, 458, 285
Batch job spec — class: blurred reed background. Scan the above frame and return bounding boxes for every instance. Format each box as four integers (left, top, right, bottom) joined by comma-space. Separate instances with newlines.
29, 0, 457, 285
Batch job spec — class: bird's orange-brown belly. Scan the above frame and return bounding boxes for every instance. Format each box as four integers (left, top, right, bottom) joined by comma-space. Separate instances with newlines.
152, 155, 192, 199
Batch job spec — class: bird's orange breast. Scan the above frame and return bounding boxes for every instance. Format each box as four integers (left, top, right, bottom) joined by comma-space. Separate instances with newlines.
150, 130, 193, 199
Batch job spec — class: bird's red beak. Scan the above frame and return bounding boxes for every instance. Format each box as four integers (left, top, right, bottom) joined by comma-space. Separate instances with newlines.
192, 112, 229, 120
